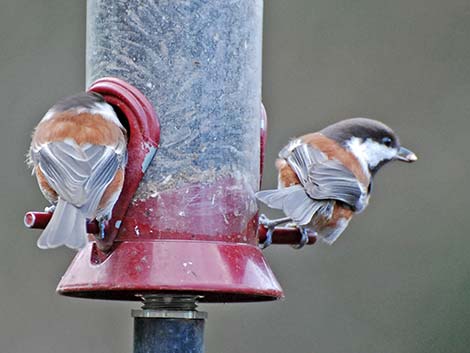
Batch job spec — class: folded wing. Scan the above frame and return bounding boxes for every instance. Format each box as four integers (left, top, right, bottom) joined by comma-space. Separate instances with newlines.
256, 141, 364, 225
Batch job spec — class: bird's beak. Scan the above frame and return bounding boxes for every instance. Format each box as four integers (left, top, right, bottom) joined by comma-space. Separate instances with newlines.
396, 146, 418, 162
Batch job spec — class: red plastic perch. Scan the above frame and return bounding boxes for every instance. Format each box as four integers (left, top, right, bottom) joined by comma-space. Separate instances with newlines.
25, 211, 316, 246
24, 211, 100, 235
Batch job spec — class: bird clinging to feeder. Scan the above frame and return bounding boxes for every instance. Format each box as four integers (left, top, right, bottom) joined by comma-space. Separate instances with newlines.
257, 118, 417, 248
27, 92, 127, 249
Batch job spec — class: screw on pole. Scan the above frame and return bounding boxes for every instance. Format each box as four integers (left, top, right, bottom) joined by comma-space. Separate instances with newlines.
132, 295, 207, 353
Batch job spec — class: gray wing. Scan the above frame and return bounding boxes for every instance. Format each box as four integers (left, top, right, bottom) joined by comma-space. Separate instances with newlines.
285, 143, 365, 210
32, 141, 123, 216
256, 141, 366, 224
308, 160, 364, 207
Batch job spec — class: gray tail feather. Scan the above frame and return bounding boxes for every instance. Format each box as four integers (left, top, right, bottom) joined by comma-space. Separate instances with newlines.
256, 185, 304, 209
37, 199, 88, 250
256, 185, 324, 226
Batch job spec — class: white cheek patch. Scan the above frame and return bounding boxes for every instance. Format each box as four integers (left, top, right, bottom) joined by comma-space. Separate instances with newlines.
347, 137, 397, 170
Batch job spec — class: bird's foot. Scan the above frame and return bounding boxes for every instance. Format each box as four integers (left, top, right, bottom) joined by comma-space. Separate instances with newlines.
291, 227, 311, 249
258, 214, 292, 249
261, 227, 274, 250
97, 217, 109, 240
259, 214, 292, 229
44, 205, 56, 213
285, 222, 298, 228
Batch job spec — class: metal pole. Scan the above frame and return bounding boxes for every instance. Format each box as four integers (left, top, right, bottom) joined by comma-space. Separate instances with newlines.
132, 295, 207, 353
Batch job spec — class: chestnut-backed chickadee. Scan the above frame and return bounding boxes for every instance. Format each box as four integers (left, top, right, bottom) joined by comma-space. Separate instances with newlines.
256, 118, 417, 248
28, 92, 127, 249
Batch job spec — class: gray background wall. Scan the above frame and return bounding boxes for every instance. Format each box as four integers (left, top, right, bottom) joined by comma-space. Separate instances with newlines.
1, 0, 469, 352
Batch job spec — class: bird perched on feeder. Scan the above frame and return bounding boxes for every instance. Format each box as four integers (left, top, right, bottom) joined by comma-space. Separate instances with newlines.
256, 118, 417, 248
27, 92, 127, 249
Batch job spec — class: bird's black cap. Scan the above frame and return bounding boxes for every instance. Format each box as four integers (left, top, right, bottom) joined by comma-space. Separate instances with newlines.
321, 117, 400, 149
52, 92, 105, 113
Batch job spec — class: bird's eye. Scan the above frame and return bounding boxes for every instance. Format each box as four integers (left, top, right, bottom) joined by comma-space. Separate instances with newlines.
382, 137, 392, 147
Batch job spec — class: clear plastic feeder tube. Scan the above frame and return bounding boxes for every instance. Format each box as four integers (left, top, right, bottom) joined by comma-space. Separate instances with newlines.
87, 0, 264, 242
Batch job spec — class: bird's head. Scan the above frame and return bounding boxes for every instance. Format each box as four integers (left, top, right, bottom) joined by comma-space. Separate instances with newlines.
321, 117, 417, 175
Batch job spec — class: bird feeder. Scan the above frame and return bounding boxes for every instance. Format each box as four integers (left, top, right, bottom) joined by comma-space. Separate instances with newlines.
54, 76, 283, 302
24, 0, 315, 351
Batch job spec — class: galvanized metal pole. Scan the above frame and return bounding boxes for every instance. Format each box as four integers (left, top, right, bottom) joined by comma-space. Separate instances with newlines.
132, 295, 207, 353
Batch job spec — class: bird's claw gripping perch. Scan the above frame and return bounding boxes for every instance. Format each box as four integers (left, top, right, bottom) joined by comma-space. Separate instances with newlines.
262, 229, 274, 249
258, 214, 273, 249
258, 214, 292, 249
97, 218, 109, 240
291, 227, 310, 249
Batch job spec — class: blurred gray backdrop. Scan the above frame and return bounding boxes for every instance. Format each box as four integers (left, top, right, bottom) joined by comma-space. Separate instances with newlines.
1, 0, 469, 352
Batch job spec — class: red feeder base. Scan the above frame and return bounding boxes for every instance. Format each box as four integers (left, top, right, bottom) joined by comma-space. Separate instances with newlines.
58, 241, 283, 302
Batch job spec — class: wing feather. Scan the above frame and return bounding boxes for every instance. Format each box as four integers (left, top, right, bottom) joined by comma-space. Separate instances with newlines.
82, 146, 120, 215
286, 143, 365, 210
308, 160, 364, 207
32, 141, 123, 216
